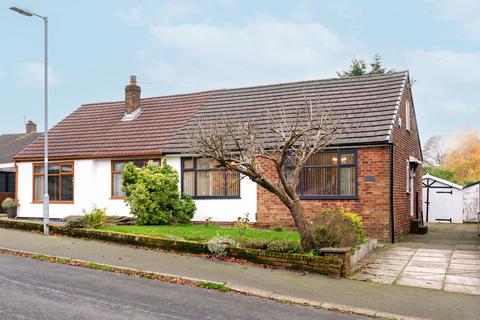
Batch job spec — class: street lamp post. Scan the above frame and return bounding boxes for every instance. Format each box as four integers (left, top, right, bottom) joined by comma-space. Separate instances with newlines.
10, 7, 49, 235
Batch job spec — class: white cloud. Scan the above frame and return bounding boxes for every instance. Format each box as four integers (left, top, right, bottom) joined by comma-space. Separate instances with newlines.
143, 16, 357, 90
406, 50, 480, 137
17, 62, 59, 88
434, 0, 480, 39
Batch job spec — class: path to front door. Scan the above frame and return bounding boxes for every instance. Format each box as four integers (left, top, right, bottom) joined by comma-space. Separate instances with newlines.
351, 224, 480, 295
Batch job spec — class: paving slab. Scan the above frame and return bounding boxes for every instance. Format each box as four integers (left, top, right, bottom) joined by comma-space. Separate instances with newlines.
362, 267, 400, 277
407, 261, 449, 269
410, 256, 450, 263
403, 266, 447, 274
400, 272, 446, 282
414, 250, 451, 258
448, 264, 480, 271
369, 258, 409, 266
445, 275, 480, 286
365, 262, 404, 271
353, 223, 480, 296
450, 258, 480, 265
397, 277, 444, 290
444, 283, 480, 295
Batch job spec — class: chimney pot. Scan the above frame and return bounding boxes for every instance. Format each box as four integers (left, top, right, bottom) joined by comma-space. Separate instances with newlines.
26, 120, 37, 134
125, 75, 141, 114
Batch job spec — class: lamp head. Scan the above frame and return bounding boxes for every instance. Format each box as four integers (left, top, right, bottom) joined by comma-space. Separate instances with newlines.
9, 7, 33, 17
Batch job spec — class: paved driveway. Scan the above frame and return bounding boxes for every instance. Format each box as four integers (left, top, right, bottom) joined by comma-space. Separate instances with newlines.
351, 224, 480, 295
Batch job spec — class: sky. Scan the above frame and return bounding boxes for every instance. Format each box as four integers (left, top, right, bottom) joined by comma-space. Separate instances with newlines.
0, 0, 479, 142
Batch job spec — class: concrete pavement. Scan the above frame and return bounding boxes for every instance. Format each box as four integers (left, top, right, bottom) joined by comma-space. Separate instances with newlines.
352, 224, 480, 295
0, 228, 478, 320
0, 254, 365, 320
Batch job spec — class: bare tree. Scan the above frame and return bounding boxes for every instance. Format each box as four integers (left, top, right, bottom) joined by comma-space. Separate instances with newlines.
191, 100, 345, 250
423, 135, 448, 166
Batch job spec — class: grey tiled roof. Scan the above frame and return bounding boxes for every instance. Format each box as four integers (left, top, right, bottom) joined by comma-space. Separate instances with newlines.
0, 133, 43, 164
164, 71, 408, 153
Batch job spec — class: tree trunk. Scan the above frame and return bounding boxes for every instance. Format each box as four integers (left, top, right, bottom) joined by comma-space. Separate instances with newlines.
288, 201, 314, 250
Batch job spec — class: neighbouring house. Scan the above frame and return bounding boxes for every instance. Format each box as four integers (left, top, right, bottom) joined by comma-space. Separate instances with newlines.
422, 175, 480, 223
13, 72, 422, 241
0, 121, 42, 207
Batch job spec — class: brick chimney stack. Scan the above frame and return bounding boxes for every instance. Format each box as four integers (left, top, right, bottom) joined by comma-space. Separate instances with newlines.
125, 75, 141, 114
25, 120, 37, 134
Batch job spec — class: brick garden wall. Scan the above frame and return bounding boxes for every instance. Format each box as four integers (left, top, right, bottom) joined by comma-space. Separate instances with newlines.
256, 146, 392, 240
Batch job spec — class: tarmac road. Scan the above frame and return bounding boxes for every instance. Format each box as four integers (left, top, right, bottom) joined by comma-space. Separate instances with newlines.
0, 254, 366, 320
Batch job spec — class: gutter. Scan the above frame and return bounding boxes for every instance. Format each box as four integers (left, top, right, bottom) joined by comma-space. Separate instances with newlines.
389, 142, 395, 243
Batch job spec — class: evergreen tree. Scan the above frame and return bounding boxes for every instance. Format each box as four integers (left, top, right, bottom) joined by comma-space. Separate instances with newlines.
337, 58, 367, 77
337, 54, 393, 77
369, 54, 386, 75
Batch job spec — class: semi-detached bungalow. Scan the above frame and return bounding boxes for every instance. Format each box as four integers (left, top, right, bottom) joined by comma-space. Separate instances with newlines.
13, 71, 423, 242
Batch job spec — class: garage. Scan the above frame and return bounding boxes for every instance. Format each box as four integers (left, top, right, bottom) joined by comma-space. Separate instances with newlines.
422, 174, 464, 223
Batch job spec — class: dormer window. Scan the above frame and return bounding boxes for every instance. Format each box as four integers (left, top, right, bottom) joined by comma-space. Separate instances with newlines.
122, 107, 142, 121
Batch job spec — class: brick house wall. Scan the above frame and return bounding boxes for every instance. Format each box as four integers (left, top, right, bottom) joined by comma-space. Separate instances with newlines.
391, 83, 423, 237
256, 146, 392, 240
255, 83, 423, 242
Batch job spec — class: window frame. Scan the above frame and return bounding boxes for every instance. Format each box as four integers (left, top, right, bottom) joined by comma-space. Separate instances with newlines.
287, 149, 358, 200
111, 159, 161, 199
32, 161, 74, 204
181, 157, 241, 200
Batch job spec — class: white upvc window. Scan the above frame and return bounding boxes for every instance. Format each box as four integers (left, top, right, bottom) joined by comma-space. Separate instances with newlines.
405, 100, 411, 132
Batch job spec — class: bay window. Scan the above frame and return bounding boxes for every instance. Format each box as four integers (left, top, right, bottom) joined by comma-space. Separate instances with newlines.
33, 162, 74, 202
181, 158, 240, 198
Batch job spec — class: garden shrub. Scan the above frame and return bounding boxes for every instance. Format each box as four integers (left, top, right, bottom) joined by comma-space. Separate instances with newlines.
65, 209, 108, 229
233, 213, 250, 240
65, 215, 86, 229
122, 160, 196, 225
312, 209, 366, 249
207, 236, 238, 257
1, 198, 19, 209
84, 208, 108, 229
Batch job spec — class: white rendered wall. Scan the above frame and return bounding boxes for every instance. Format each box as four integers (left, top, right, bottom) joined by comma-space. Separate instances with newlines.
17, 156, 257, 221
164, 156, 257, 222
16, 160, 129, 219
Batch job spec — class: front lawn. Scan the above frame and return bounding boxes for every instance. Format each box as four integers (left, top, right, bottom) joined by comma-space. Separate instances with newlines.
101, 224, 300, 243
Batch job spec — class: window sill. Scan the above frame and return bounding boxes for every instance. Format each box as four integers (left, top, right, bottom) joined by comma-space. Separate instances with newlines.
31, 201, 74, 204
110, 197, 126, 200
188, 196, 242, 200
299, 196, 359, 201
